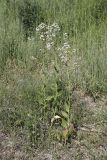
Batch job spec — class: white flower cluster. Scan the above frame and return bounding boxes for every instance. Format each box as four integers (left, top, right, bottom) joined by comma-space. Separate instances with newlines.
58, 33, 70, 64
36, 23, 46, 32
27, 36, 35, 41
36, 22, 74, 66
36, 22, 60, 50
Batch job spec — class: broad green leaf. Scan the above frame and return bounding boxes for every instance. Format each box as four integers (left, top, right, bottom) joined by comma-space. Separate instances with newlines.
65, 104, 70, 113
61, 119, 68, 128
61, 111, 68, 119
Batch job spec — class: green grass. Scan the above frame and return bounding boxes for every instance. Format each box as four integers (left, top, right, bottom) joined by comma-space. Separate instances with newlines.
0, 0, 107, 158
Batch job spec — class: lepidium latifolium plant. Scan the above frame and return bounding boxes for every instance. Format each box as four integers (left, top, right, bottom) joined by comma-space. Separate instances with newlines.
35, 22, 75, 144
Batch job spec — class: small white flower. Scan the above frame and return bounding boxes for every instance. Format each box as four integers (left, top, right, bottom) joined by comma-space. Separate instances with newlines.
46, 35, 52, 41
32, 131, 35, 134
52, 22, 60, 31
36, 27, 40, 32
52, 33, 56, 37
28, 37, 32, 41
40, 34, 44, 38
27, 113, 32, 117
61, 55, 68, 63
63, 33, 68, 36
63, 33, 68, 40
30, 56, 37, 60
47, 25, 52, 31
46, 43, 52, 50
57, 47, 61, 51
40, 34, 44, 40
28, 37, 35, 41
46, 42, 54, 50
45, 31, 49, 35
64, 42, 70, 47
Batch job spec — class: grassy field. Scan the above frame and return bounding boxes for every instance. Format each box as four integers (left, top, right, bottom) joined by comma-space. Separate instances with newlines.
0, 0, 107, 159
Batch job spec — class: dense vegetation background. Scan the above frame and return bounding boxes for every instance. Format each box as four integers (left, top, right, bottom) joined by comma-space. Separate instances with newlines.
0, 0, 107, 159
